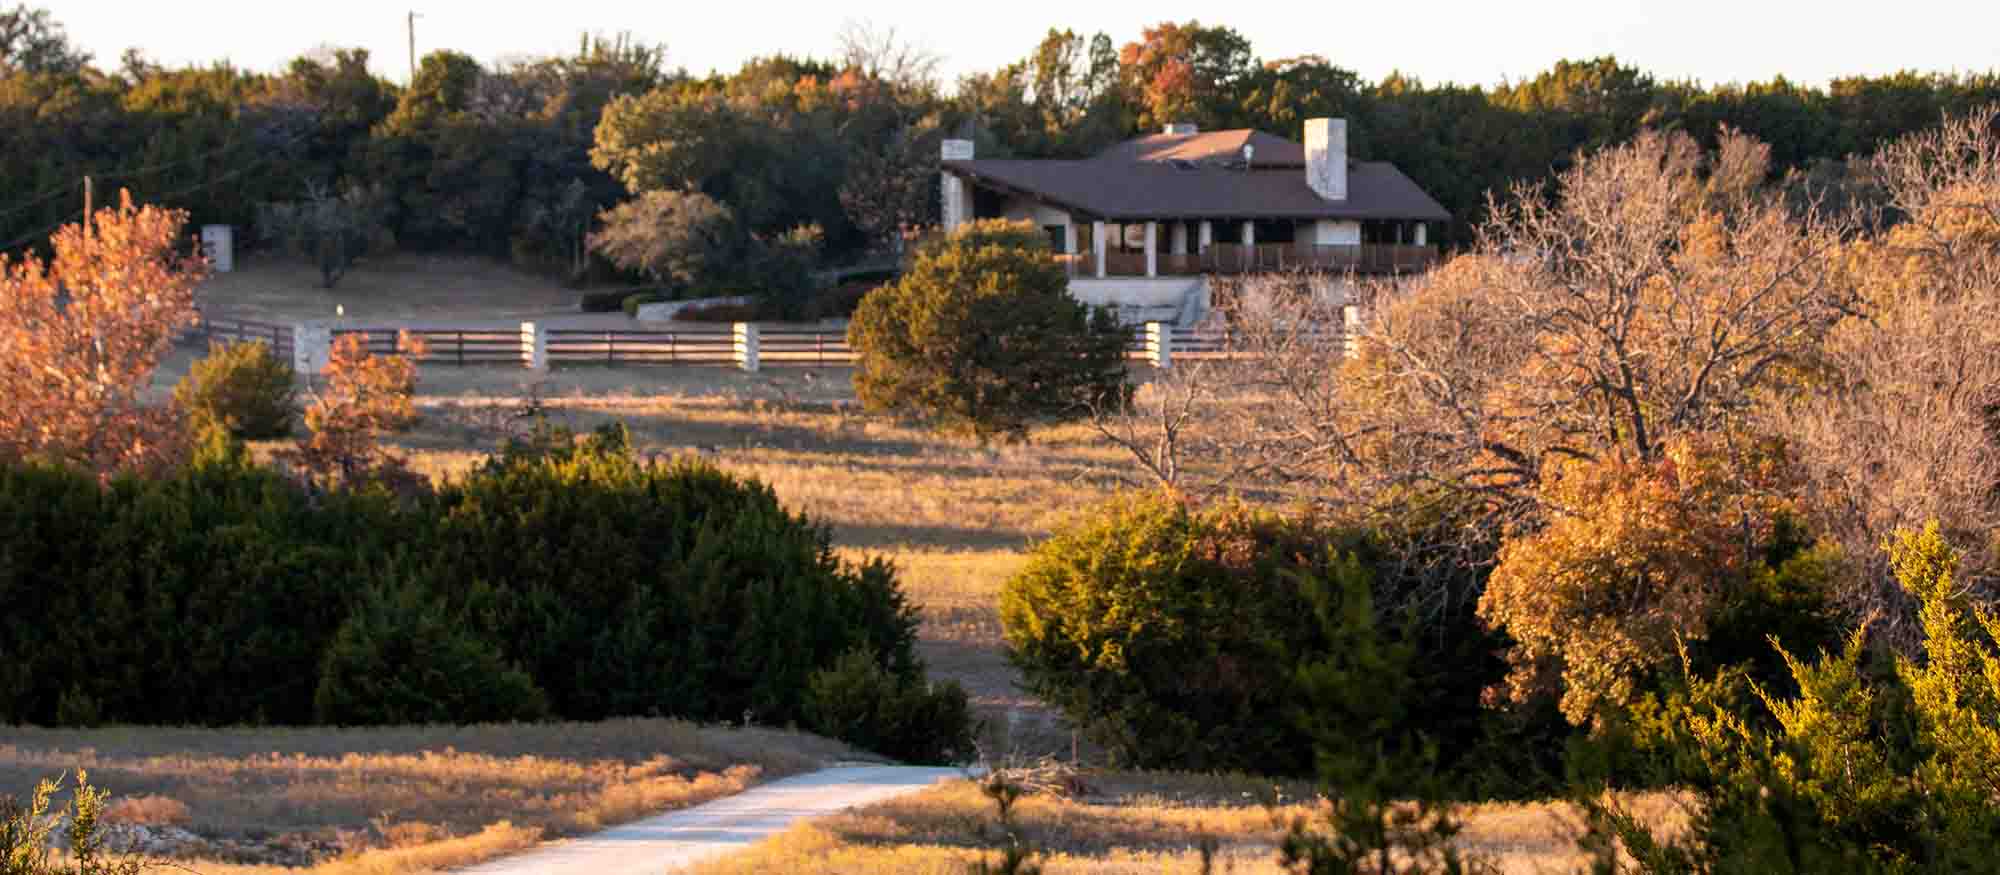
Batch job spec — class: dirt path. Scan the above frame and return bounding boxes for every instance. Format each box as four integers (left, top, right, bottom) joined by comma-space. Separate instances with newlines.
454, 764, 963, 875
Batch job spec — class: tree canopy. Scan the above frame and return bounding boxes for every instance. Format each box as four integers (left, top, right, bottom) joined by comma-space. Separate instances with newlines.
2, 5, 1997, 272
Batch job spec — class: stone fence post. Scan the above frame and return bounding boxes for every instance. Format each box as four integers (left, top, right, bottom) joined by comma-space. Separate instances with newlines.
1145, 322, 1172, 370
291, 321, 330, 377
733, 322, 760, 373
1341, 303, 1364, 359
520, 321, 547, 371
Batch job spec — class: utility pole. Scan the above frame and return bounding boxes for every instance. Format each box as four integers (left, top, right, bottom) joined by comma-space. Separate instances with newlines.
407, 11, 422, 83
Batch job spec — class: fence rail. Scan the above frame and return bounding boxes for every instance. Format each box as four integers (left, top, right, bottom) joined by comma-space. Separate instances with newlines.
332, 328, 528, 366
198, 314, 295, 359
1063, 243, 1438, 277
546, 328, 740, 365
191, 315, 1338, 372
758, 329, 858, 366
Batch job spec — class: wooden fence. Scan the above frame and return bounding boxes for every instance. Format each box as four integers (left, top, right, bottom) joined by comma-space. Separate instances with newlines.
197, 313, 295, 361
546, 328, 740, 366
759, 328, 858, 366
197, 318, 1327, 372
332, 328, 527, 366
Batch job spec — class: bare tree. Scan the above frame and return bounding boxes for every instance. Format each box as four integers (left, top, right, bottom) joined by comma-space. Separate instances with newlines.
1771, 106, 2000, 637
836, 21, 942, 94
1086, 358, 1213, 492
1085, 130, 1861, 624
0, 4, 88, 75
258, 181, 389, 290
1084, 272, 1354, 496
1328, 130, 1856, 529
587, 189, 738, 288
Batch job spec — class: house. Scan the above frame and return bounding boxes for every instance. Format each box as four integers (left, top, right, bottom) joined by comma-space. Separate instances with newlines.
938, 118, 1450, 322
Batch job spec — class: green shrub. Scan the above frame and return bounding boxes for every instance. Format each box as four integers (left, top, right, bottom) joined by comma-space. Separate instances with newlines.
744, 223, 823, 319
173, 340, 296, 439
848, 219, 1129, 441
0, 452, 395, 726
801, 278, 886, 320
314, 582, 548, 725
672, 302, 762, 322
1280, 561, 1500, 875
804, 647, 974, 764
1002, 489, 1539, 784
1, 771, 142, 875
1004, 492, 1307, 771
1578, 521, 2000, 872
0, 422, 951, 737
425, 423, 929, 727
838, 268, 900, 286
621, 291, 668, 317
578, 290, 633, 312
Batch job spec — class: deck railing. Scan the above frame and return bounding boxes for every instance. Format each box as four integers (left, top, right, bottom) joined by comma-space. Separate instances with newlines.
1203, 243, 1438, 275
1059, 242, 1438, 278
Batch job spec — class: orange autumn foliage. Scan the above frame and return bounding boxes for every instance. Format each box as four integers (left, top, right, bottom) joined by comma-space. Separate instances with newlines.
0, 192, 205, 474
1477, 434, 1800, 726
287, 331, 428, 491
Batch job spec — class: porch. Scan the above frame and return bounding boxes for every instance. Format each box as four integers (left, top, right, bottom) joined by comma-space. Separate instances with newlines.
1034, 214, 1436, 279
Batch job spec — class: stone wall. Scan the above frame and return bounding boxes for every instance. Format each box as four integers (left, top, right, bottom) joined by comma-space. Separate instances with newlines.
1068, 277, 1210, 326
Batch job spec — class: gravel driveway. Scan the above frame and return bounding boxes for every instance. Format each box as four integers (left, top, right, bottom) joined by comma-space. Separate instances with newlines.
454, 764, 964, 875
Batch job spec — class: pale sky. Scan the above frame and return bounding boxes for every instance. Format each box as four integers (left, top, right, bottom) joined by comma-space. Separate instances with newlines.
44, 0, 2000, 90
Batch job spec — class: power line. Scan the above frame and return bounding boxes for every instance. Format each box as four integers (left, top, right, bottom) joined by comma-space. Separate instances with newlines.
0, 127, 297, 224
0, 128, 312, 254
0, 180, 76, 223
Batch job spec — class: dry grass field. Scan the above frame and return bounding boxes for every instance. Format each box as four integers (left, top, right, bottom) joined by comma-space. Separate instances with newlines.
677, 773, 1681, 875
0, 720, 865, 873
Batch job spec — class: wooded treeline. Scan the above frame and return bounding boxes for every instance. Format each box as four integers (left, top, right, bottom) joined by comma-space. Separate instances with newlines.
5, 7, 1998, 269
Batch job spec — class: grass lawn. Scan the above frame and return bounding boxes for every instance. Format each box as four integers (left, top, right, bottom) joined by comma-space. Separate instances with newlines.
197, 253, 588, 322
0, 720, 865, 873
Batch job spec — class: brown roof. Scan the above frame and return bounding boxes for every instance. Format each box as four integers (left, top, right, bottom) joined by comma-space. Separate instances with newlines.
944, 159, 1451, 222
1093, 130, 1307, 166
947, 128, 1449, 222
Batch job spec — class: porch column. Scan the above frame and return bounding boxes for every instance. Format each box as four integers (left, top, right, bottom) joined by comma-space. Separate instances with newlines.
1242, 220, 1255, 269
1144, 221, 1158, 277
1063, 221, 1077, 255
1092, 220, 1107, 278
1198, 220, 1213, 252
1170, 222, 1188, 256
1414, 223, 1427, 246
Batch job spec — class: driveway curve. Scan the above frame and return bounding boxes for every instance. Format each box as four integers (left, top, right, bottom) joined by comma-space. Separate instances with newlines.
456, 764, 963, 875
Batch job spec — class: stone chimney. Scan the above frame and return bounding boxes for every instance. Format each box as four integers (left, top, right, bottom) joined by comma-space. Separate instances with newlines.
1162, 123, 1198, 135
1304, 118, 1347, 201
940, 139, 975, 231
